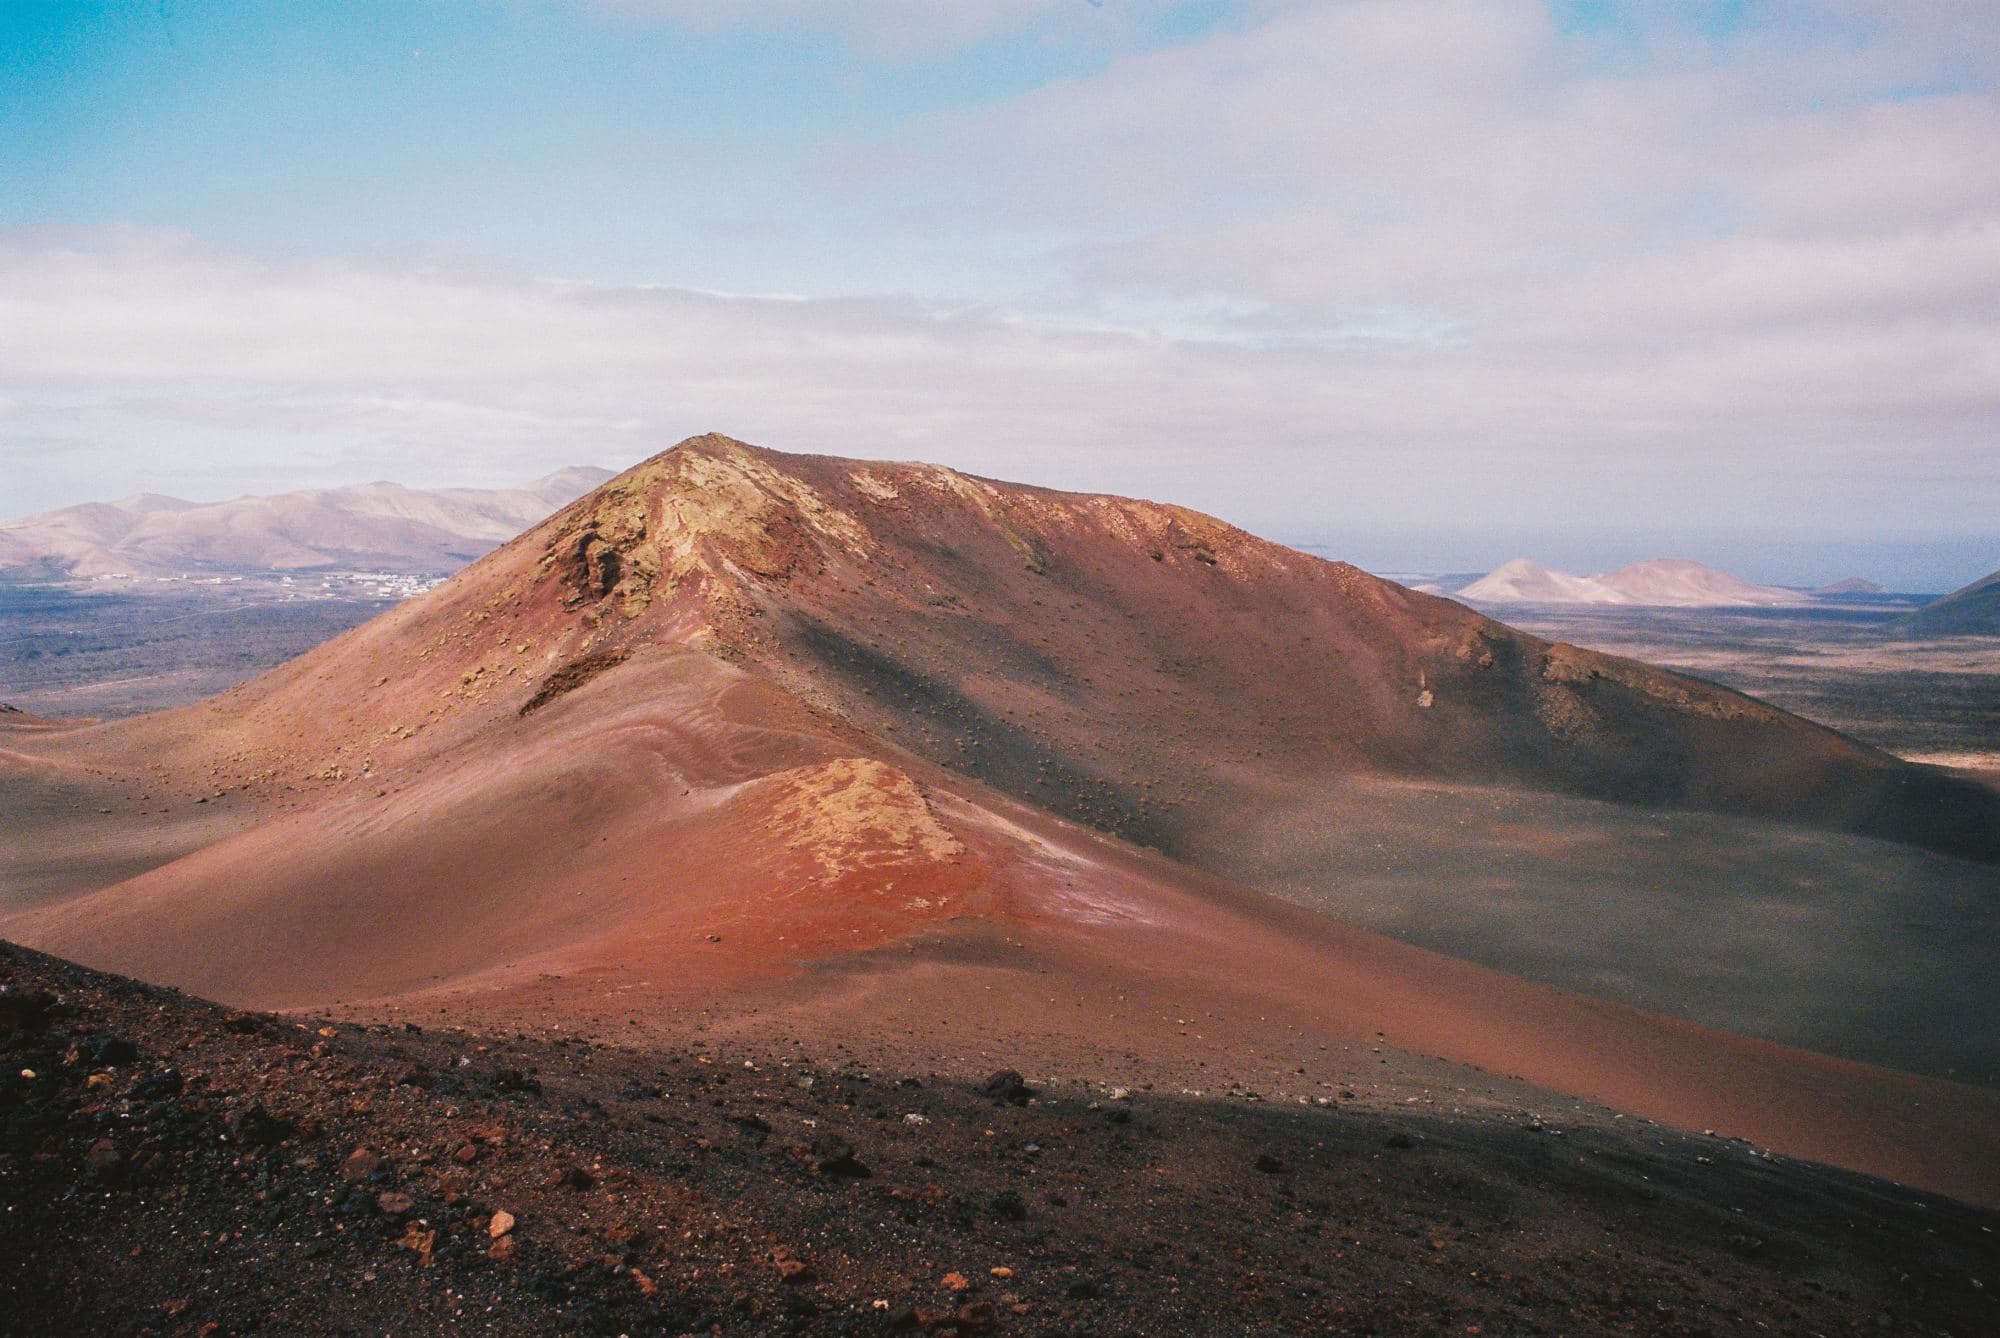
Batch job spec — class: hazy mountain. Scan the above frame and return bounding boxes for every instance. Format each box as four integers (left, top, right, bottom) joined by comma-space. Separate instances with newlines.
1456, 558, 1634, 604
0, 466, 617, 580
1461, 556, 1802, 607
1811, 577, 1886, 596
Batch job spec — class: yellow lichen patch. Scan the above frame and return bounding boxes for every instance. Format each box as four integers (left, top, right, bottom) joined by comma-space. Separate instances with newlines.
758, 757, 964, 877
668, 442, 871, 562
905, 465, 1047, 572
849, 469, 902, 503
540, 436, 875, 623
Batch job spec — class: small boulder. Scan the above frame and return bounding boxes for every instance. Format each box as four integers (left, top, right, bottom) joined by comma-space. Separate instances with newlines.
770, 1245, 812, 1284
811, 1134, 869, 1178
981, 1070, 1034, 1105
79, 1035, 138, 1067
340, 1148, 385, 1182
229, 1104, 294, 1146
83, 1138, 123, 1180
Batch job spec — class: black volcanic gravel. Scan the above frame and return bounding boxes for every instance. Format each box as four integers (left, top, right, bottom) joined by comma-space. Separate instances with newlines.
3, 941, 1996, 1336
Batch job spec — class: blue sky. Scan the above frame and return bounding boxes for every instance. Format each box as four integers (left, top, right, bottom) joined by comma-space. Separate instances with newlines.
2, 1, 1237, 295
2, 0, 1997, 588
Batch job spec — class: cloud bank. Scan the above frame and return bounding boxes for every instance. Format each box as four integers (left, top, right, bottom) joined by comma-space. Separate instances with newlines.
2, 1, 1995, 585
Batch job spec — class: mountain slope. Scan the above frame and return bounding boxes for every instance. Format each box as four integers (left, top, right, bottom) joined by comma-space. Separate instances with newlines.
1901, 566, 2000, 635
4, 434, 1998, 1205
31, 434, 1987, 856
0, 467, 616, 579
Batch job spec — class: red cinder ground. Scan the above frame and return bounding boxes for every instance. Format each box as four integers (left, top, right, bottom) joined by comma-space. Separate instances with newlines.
4, 436, 1997, 1336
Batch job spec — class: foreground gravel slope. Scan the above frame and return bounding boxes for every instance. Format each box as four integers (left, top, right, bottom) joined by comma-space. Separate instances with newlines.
4, 941, 1995, 1337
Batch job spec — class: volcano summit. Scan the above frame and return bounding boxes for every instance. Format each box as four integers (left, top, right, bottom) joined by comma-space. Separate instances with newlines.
4, 436, 1998, 1333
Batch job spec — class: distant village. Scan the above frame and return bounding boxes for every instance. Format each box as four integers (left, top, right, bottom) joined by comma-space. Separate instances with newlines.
82, 569, 449, 599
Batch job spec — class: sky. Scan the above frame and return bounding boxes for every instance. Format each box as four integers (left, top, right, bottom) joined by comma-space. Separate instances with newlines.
1, 0, 1996, 589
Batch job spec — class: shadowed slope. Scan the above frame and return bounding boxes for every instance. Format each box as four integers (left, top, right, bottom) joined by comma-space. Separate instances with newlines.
523, 435, 1993, 861
1902, 566, 2000, 636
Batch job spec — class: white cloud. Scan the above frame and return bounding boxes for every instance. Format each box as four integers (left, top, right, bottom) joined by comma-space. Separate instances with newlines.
586, 0, 1114, 57
2, 2, 1995, 585
1, 222, 1993, 563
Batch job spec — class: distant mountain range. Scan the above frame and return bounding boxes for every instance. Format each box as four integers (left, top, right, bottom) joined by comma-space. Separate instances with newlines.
1453, 557, 1805, 607
0, 467, 616, 580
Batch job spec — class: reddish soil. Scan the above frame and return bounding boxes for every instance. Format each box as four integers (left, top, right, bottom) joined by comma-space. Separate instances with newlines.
3, 435, 1998, 1333
6, 942, 1998, 1338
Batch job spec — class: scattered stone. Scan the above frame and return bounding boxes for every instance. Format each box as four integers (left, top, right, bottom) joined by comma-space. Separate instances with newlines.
78, 1035, 137, 1067
941, 1271, 971, 1291
375, 1191, 416, 1216
0, 987, 55, 1042
395, 1223, 437, 1266
981, 1070, 1034, 1105
488, 1210, 516, 1238
131, 1069, 184, 1100
340, 1148, 385, 1182
770, 1245, 812, 1283
484, 1235, 516, 1264
229, 1104, 294, 1146
83, 1138, 122, 1180
811, 1133, 869, 1178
